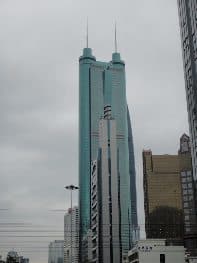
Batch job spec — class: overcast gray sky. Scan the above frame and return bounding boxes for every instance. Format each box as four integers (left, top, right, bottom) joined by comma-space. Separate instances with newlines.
0, 0, 188, 262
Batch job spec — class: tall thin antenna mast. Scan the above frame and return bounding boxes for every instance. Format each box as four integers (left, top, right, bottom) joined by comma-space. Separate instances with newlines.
86, 18, 89, 48
115, 21, 117, 53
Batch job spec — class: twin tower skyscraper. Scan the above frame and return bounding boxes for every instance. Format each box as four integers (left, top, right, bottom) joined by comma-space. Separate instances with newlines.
79, 45, 137, 262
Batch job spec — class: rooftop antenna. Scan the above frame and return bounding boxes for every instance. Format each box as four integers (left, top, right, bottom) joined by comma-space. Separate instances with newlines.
86, 17, 89, 48
115, 21, 117, 53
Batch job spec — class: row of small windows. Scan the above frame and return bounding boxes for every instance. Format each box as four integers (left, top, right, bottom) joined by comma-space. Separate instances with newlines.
183, 195, 193, 201
183, 189, 193, 195
183, 201, 193, 208
182, 182, 193, 189
184, 207, 194, 214
181, 171, 192, 177
181, 176, 192, 182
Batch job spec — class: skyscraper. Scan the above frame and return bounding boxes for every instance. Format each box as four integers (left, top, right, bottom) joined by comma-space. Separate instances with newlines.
64, 207, 79, 263
91, 106, 121, 263
177, 0, 197, 186
79, 46, 137, 261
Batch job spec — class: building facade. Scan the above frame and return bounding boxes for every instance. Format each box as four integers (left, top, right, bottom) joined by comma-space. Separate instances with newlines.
64, 207, 79, 263
81, 229, 93, 263
143, 150, 184, 242
179, 134, 197, 255
177, 0, 197, 186
48, 240, 64, 263
79, 47, 137, 261
90, 106, 121, 263
128, 239, 185, 263
143, 134, 197, 254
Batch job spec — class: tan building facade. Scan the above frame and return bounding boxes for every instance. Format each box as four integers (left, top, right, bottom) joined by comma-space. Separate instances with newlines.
143, 152, 183, 213
143, 151, 184, 241
143, 134, 197, 253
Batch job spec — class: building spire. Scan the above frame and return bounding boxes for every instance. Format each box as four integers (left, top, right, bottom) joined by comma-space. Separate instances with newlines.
115, 21, 117, 53
86, 17, 89, 48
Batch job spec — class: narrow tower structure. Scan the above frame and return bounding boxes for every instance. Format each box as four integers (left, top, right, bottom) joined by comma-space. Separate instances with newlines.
79, 44, 137, 261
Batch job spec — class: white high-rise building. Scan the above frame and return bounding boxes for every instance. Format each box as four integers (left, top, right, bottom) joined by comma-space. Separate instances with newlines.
48, 240, 64, 263
64, 207, 79, 263
91, 105, 121, 263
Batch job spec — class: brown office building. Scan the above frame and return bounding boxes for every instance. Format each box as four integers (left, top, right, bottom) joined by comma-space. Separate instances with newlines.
143, 134, 197, 254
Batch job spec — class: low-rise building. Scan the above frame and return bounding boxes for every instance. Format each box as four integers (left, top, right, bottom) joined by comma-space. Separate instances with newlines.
128, 239, 185, 263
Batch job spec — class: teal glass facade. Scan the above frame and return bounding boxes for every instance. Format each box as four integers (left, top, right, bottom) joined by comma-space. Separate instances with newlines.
79, 48, 137, 257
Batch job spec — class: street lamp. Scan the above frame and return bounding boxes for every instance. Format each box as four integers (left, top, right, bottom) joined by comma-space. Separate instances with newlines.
65, 185, 79, 263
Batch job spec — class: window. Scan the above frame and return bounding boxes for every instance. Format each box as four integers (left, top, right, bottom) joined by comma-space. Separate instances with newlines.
183, 190, 188, 195
190, 208, 194, 213
160, 254, 165, 263
184, 196, 188, 201
182, 183, 187, 189
187, 176, 192, 182
184, 202, 189, 208
186, 227, 191, 232
182, 177, 187, 183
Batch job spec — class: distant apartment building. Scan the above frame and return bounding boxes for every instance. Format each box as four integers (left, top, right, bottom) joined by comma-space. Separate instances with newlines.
143, 134, 197, 254
48, 240, 64, 263
128, 239, 185, 263
64, 207, 79, 263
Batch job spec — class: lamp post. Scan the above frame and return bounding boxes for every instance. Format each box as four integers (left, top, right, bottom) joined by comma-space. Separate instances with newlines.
65, 185, 79, 263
